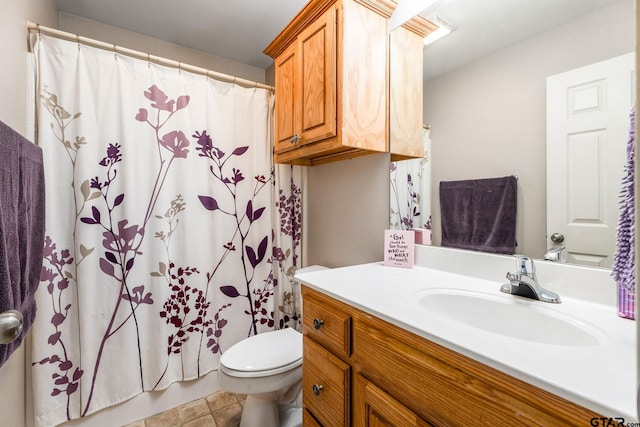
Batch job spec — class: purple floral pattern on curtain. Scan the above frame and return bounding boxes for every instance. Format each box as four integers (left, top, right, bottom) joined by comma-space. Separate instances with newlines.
390, 129, 432, 232
31, 34, 303, 427
194, 130, 273, 336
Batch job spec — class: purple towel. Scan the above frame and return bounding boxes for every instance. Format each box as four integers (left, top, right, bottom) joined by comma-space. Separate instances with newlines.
611, 107, 635, 319
440, 176, 517, 255
0, 120, 46, 367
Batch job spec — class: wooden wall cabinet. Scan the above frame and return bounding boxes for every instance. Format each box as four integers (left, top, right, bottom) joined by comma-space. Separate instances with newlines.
389, 22, 430, 161
301, 285, 605, 426
265, 0, 434, 166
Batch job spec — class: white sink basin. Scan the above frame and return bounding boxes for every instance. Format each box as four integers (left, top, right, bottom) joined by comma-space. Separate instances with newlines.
416, 289, 604, 347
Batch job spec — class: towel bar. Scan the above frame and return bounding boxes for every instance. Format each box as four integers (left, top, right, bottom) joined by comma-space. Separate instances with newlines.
0, 310, 23, 344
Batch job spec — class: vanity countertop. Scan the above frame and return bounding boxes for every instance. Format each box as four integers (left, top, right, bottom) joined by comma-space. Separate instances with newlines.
295, 261, 637, 422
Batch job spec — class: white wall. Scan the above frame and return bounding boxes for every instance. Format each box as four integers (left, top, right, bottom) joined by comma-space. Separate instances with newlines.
307, 153, 390, 267
0, 2, 58, 426
0, 0, 58, 135
59, 13, 266, 84
425, 0, 634, 258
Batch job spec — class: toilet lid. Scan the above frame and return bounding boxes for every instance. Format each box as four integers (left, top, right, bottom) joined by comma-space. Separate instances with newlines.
220, 328, 302, 373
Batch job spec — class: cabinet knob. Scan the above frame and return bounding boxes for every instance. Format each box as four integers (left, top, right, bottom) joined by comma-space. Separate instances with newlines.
290, 134, 301, 144
313, 318, 324, 330
312, 384, 324, 396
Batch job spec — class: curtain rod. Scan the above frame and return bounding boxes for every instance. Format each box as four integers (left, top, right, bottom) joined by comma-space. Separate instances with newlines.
26, 21, 274, 92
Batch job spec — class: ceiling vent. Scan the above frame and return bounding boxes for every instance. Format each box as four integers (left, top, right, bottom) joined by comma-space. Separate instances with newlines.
423, 13, 456, 45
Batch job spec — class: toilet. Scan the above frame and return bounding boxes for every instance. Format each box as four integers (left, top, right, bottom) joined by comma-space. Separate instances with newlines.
218, 328, 303, 427
218, 265, 329, 427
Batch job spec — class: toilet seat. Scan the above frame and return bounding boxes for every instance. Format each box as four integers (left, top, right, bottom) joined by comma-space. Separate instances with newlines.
220, 328, 302, 378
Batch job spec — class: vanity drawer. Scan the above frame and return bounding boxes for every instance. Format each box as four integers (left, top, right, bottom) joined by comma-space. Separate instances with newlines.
303, 336, 350, 427
302, 288, 351, 358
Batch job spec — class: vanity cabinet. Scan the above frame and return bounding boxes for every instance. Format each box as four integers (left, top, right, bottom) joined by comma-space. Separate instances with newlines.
264, 0, 434, 165
301, 285, 605, 426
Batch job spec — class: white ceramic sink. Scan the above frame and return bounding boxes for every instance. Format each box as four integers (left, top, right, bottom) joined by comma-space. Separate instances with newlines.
416, 288, 604, 347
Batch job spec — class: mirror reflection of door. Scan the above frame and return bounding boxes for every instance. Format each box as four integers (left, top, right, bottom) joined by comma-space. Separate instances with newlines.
390, 127, 432, 242
546, 52, 635, 267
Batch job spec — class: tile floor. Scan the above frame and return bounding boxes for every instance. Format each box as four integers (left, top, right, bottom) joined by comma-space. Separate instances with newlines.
123, 390, 245, 427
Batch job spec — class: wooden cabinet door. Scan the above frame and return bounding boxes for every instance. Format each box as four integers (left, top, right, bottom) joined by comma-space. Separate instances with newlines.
353, 373, 432, 427
274, 42, 299, 153
297, 5, 337, 145
389, 25, 425, 160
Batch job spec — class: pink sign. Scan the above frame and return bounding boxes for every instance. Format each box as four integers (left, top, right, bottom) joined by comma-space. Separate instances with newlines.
384, 230, 414, 268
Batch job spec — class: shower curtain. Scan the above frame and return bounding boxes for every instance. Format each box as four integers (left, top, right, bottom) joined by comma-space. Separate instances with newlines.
390, 127, 432, 234
30, 34, 304, 427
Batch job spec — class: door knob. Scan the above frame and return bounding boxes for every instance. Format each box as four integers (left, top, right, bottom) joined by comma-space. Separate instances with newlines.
0, 310, 23, 344
550, 233, 565, 243
290, 134, 301, 144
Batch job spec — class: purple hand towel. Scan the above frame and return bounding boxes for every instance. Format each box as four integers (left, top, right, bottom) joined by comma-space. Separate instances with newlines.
0, 120, 46, 367
440, 176, 517, 255
611, 106, 635, 319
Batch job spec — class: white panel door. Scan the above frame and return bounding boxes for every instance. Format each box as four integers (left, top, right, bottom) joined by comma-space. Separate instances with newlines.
547, 52, 635, 267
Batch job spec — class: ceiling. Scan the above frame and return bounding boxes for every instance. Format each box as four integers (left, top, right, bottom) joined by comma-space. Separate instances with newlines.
55, 0, 309, 69
420, 0, 621, 80
55, 0, 622, 77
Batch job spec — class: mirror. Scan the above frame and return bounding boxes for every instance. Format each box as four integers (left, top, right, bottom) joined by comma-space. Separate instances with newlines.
390, 126, 432, 240
390, 0, 635, 267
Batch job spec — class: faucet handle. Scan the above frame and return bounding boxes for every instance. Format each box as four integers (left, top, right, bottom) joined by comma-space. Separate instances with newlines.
515, 255, 535, 278
543, 246, 566, 262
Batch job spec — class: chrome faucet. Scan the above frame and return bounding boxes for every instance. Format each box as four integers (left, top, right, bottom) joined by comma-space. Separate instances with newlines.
500, 255, 561, 303
543, 246, 566, 262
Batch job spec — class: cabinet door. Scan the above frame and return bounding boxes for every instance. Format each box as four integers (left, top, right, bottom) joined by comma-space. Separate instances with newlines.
274, 43, 300, 153
297, 5, 337, 145
303, 409, 323, 426
353, 373, 432, 427
389, 26, 425, 160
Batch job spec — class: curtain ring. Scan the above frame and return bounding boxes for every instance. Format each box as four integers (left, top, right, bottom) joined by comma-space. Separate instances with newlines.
76, 34, 80, 51
147, 52, 151, 68
112, 43, 117, 60
232, 76, 237, 88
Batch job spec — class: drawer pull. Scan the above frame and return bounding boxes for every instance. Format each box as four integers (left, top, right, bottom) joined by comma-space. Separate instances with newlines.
290, 134, 301, 144
313, 318, 324, 330
312, 384, 324, 396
